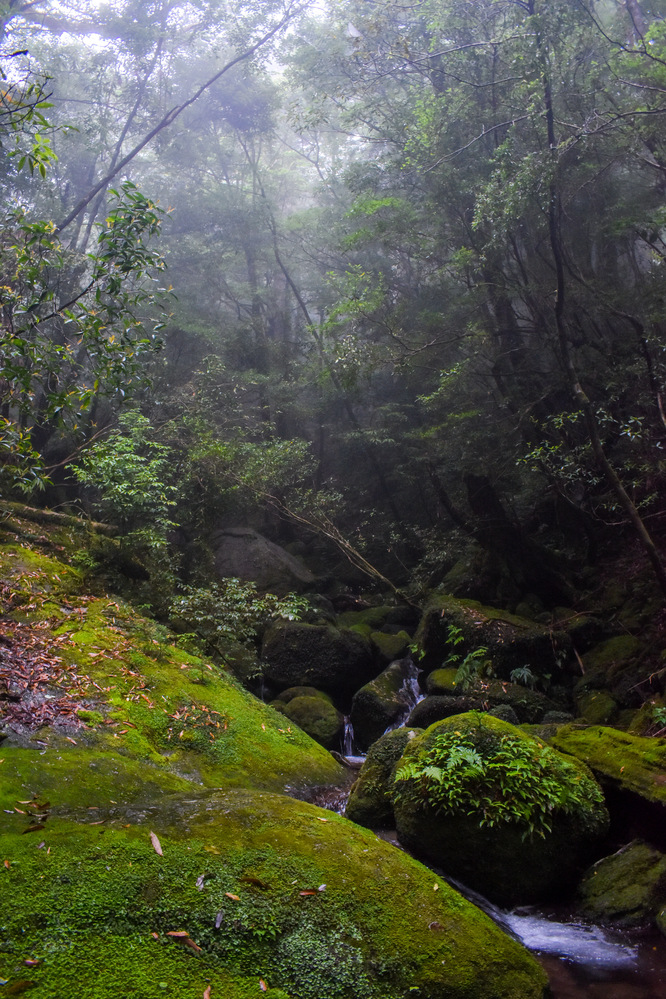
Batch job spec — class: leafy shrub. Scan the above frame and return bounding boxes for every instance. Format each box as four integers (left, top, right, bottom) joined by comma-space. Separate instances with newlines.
170, 578, 309, 650
393, 718, 604, 839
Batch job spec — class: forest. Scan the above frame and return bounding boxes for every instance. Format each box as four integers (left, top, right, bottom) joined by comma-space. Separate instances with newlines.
1, 2, 666, 998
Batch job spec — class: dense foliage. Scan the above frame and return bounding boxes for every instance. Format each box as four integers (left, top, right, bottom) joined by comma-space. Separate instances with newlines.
2, 0, 666, 604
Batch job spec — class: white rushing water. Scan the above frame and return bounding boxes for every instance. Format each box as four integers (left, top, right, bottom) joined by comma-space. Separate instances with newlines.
501, 912, 638, 968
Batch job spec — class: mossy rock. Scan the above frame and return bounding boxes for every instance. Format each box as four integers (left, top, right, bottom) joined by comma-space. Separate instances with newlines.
393, 714, 609, 906
336, 605, 393, 630
577, 840, 666, 927
425, 668, 459, 695
576, 690, 618, 725
577, 635, 654, 708
369, 629, 410, 664
350, 659, 420, 749
548, 725, 666, 807
271, 695, 343, 751
0, 784, 548, 999
658, 906, 666, 937
261, 621, 375, 700
346, 728, 421, 828
415, 594, 569, 681
479, 680, 555, 724
273, 686, 334, 705
407, 695, 484, 728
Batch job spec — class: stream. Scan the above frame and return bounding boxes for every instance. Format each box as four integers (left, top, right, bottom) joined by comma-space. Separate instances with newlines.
301, 667, 666, 997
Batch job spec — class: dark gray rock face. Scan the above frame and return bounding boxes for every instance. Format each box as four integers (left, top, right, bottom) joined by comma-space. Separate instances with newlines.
212, 527, 315, 593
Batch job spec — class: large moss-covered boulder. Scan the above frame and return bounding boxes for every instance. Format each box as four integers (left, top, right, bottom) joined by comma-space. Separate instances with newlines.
0, 786, 548, 999
350, 658, 420, 749
271, 692, 344, 751
425, 670, 555, 724
346, 728, 421, 828
262, 621, 375, 699
416, 594, 570, 681
577, 840, 666, 927
393, 714, 609, 906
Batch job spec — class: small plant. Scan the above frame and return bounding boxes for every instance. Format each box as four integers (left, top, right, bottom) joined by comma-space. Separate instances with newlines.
393, 719, 604, 839
510, 665, 537, 689
443, 624, 491, 690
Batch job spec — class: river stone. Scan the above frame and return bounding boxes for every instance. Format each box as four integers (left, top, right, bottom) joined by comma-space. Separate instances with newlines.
350, 658, 419, 749
407, 694, 484, 728
393, 713, 609, 906
212, 526, 315, 593
271, 693, 344, 750
346, 727, 421, 828
262, 620, 375, 698
577, 840, 666, 927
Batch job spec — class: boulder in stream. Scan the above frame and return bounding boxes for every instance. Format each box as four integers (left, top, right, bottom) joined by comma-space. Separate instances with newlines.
346, 726, 422, 828
393, 713, 609, 906
577, 839, 666, 927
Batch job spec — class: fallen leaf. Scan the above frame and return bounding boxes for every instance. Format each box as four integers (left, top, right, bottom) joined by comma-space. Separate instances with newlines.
167, 931, 190, 938
65, 737, 77, 745
225, 892, 240, 901
183, 937, 202, 954
150, 831, 163, 856
204, 988, 212, 999
259, 980, 268, 992
151, 932, 159, 940
196, 874, 205, 891
215, 911, 224, 929
318, 884, 326, 892
6, 981, 36, 995
22, 825, 45, 834
3, 860, 9, 869
299, 890, 318, 896
433, 884, 439, 891
240, 876, 269, 890
23, 960, 41, 967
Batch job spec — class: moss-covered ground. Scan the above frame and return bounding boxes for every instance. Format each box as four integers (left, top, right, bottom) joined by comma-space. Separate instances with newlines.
0, 513, 548, 998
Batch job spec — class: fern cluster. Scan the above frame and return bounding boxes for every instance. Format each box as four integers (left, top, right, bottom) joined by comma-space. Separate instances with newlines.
393, 722, 604, 839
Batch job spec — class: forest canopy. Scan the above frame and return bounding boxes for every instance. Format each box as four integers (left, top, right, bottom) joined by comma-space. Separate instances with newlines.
2, 0, 666, 605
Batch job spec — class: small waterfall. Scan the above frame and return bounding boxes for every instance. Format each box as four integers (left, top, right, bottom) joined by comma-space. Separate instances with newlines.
384, 658, 426, 734
342, 715, 355, 756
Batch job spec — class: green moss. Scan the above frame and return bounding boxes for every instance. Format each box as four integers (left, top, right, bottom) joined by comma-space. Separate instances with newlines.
576, 690, 618, 725
425, 668, 459, 695
0, 794, 547, 999
271, 696, 343, 750
577, 840, 666, 927
582, 635, 641, 672
336, 606, 392, 630
392, 714, 608, 905
369, 630, 410, 661
549, 725, 666, 805
346, 728, 421, 828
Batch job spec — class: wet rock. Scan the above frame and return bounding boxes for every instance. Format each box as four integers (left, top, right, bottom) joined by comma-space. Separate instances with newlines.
346, 727, 421, 829
262, 621, 375, 699
350, 659, 420, 749
415, 593, 570, 681
407, 694, 483, 728
577, 840, 666, 927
